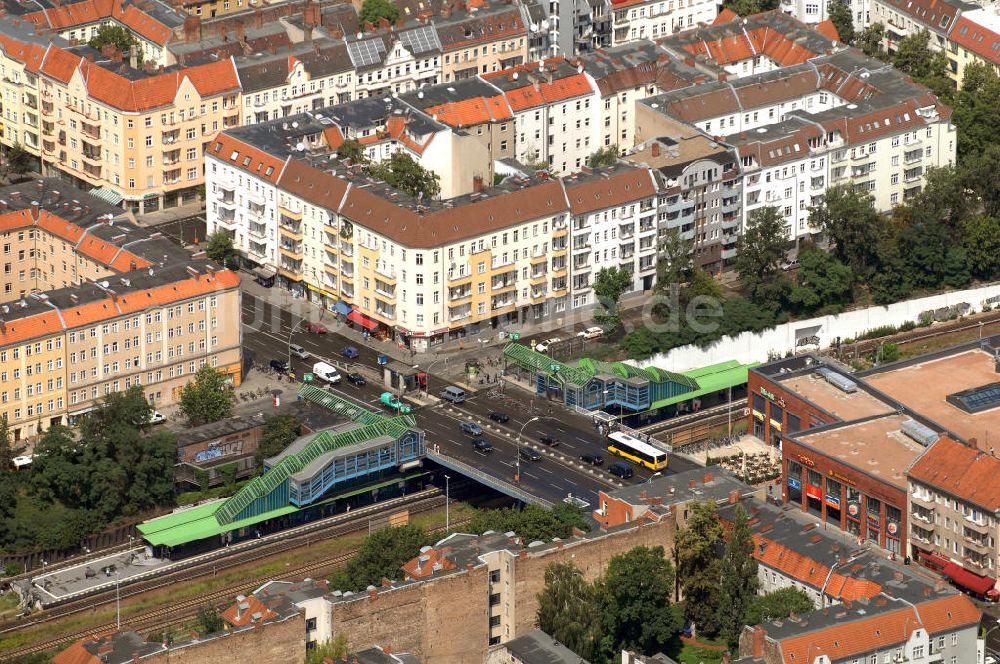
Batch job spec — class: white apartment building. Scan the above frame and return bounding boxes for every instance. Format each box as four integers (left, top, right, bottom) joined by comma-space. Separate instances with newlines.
347, 26, 442, 100
483, 58, 601, 174
609, 0, 717, 46
779, 0, 870, 32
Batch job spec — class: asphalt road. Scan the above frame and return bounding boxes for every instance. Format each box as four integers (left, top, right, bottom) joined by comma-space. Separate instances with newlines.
148, 213, 207, 247
241, 293, 701, 506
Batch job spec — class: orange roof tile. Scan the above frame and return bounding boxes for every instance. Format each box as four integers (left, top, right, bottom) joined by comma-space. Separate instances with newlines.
951, 15, 1000, 66
209, 133, 288, 184
23, 0, 172, 46
221, 595, 278, 627
714, 7, 739, 24
908, 435, 1000, 511
39, 44, 83, 84
815, 18, 841, 42
751, 533, 883, 601
776, 594, 980, 664
52, 632, 113, 664
402, 546, 457, 579
565, 167, 656, 215
423, 95, 513, 127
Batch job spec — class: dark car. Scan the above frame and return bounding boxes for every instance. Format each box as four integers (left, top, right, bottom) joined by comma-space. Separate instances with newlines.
581, 453, 605, 466
608, 461, 634, 479
489, 412, 510, 423
342, 346, 360, 359
473, 438, 494, 453
269, 359, 290, 373
304, 321, 328, 334
519, 447, 541, 462
539, 434, 559, 447
346, 372, 367, 386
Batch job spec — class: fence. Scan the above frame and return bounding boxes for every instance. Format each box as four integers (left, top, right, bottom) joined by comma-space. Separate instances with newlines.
1, 521, 144, 576
634, 282, 1000, 372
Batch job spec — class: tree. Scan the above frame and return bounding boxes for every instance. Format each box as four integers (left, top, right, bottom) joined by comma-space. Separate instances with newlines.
808, 184, 882, 278
587, 145, 619, 168
744, 587, 814, 626
358, 0, 400, 25
962, 143, 1000, 216
593, 266, 633, 331
467, 504, 588, 543
961, 216, 1000, 279
305, 635, 350, 664
0, 417, 16, 544
785, 248, 854, 315
723, 0, 778, 16
597, 546, 681, 658
897, 219, 969, 290
196, 605, 225, 634
827, 0, 854, 44
953, 62, 1000, 162
2, 144, 33, 176
88, 25, 143, 67
855, 23, 887, 60
204, 231, 237, 267
330, 524, 431, 592
735, 206, 788, 300
537, 562, 601, 660
718, 505, 759, 650
908, 165, 970, 228
0, 416, 12, 472
255, 415, 301, 471
892, 30, 953, 101
655, 228, 693, 291
179, 366, 235, 426
368, 152, 440, 199
675, 501, 724, 637
337, 138, 367, 164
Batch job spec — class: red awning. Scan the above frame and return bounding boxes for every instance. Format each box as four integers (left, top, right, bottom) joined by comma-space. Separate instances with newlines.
347, 310, 379, 331
943, 562, 996, 595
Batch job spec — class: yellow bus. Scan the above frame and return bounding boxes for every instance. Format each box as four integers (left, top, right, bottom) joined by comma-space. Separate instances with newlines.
607, 431, 669, 471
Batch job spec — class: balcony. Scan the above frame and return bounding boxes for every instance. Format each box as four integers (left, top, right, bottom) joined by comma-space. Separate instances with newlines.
449, 288, 472, 302
248, 201, 266, 218
82, 163, 101, 179
248, 222, 267, 240
280, 242, 304, 259
162, 130, 180, 146
81, 145, 101, 163
449, 305, 472, 322
904, 167, 923, 183
904, 149, 923, 165
963, 534, 990, 554
81, 122, 100, 141
491, 296, 517, 311
448, 270, 473, 285
530, 270, 547, 285
553, 224, 569, 238
964, 514, 990, 533
375, 263, 396, 280
530, 252, 547, 265
41, 101, 54, 116
279, 200, 303, 218
324, 262, 339, 278
374, 283, 395, 299
375, 306, 395, 321
247, 243, 268, 260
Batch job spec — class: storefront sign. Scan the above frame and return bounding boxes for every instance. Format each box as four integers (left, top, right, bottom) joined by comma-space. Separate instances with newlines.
770, 419, 783, 432
796, 454, 816, 468
887, 522, 899, 536
788, 477, 802, 490
306, 284, 337, 300
827, 470, 857, 486
805, 484, 822, 500
759, 386, 786, 408
752, 410, 764, 421
847, 503, 860, 518
825, 494, 841, 509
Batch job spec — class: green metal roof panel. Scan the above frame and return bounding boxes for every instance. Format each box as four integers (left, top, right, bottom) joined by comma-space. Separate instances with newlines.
648, 362, 758, 411
137, 500, 224, 538
142, 502, 299, 548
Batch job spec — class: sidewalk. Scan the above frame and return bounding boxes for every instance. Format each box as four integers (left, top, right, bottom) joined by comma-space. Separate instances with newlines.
132, 200, 205, 228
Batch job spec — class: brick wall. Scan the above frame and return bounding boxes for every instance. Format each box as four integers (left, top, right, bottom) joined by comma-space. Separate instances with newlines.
145, 613, 305, 664
328, 519, 677, 663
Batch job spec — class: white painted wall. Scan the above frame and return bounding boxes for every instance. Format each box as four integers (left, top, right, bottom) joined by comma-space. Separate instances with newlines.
632, 282, 1000, 372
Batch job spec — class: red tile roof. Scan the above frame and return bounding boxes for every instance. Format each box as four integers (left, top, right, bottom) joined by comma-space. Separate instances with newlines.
209, 133, 288, 184
423, 94, 513, 127
221, 595, 278, 627
951, 14, 1000, 66
23, 0, 173, 46
907, 435, 1000, 511
815, 18, 842, 42
776, 594, 980, 664
714, 7, 739, 24
565, 167, 656, 215
402, 546, 457, 579
679, 24, 825, 67
752, 532, 883, 602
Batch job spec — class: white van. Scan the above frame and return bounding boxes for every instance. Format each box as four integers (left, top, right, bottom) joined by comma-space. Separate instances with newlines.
440, 386, 467, 403
312, 361, 342, 384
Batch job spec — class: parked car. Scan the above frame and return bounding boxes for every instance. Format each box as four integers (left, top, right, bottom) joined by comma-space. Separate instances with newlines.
148, 411, 166, 425
460, 422, 483, 437
341, 346, 360, 359
379, 392, 412, 414
534, 337, 563, 353
473, 438, 494, 453
580, 453, 604, 466
304, 321, 328, 334
346, 372, 367, 386
781, 258, 800, 271
12, 455, 32, 469
439, 386, 467, 403
519, 447, 542, 462
489, 412, 510, 423
578, 326, 604, 340
539, 434, 559, 447
270, 359, 290, 373
608, 461, 634, 479
288, 343, 309, 360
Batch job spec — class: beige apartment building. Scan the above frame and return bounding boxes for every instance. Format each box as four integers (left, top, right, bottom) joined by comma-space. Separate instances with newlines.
0, 179, 241, 443
38, 47, 240, 214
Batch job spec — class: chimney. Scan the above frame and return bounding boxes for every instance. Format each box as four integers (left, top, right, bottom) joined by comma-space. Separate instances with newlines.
719, 72, 728, 81
378, 16, 390, 29
473, 175, 484, 192
235, 19, 246, 43
254, 7, 263, 29
688, 479, 697, 489
367, 587, 378, 599
640, 489, 648, 500
651, 142, 661, 158
184, 16, 202, 43
703, 472, 714, 484
128, 44, 137, 69
30, 200, 39, 220
728, 489, 741, 504
751, 626, 766, 657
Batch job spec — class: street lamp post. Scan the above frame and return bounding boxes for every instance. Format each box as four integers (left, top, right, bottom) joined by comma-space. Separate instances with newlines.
414, 358, 447, 396
287, 317, 305, 369
515, 416, 540, 482
115, 570, 121, 631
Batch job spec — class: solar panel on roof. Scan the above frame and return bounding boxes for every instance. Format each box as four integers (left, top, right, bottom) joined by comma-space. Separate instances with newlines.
947, 381, 1000, 414
347, 38, 386, 68
399, 25, 441, 55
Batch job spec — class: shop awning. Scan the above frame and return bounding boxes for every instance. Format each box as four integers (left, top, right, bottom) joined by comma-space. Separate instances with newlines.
943, 562, 996, 595
252, 266, 277, 280
334, 301, 352, 316
88, 186, 124, 205
347, 310, 379, 331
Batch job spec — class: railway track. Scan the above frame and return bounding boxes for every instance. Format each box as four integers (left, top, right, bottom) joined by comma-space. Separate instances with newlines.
4, 513, 474, 660
0, 489, 456, 658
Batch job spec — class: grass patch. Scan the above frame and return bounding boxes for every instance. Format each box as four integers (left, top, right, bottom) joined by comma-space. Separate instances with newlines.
0, 591, 20, 621
175, 480, 251, 507
671, 643, 727, 664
